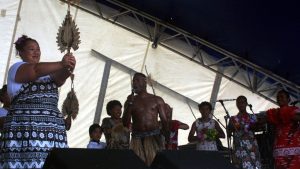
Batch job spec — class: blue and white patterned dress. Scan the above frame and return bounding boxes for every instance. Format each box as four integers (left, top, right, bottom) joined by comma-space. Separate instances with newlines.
0, 77, 68, 168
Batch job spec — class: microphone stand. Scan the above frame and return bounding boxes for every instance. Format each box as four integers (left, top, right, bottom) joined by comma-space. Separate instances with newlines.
209, 111, 229, 152
209, 112, 226, 130
219, 100, 233, 163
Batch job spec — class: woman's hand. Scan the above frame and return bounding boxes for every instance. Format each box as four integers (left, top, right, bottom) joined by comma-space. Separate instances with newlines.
62, 53, 76, 71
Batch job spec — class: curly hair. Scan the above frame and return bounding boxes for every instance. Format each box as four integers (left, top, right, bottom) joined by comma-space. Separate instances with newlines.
134, 72, 146, 78
198, 101, 212, 111
14, 35, 38, 55
237, 95, 247, 102
89, 123, 102, 137
106, 100, 122, 116
277, 89, 291, 103
0, 84, 7, 103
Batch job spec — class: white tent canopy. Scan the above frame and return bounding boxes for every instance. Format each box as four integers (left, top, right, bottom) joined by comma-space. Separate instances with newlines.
0, 0, 276, 148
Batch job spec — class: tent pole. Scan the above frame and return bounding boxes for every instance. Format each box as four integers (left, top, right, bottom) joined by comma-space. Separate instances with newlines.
92, 49, 199, 107
210, 67, 223, 113
3, 0, 23, 84
93, 59, 112, 124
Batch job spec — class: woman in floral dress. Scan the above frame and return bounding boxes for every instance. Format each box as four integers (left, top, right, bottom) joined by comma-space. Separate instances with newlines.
228, 96, 261, 169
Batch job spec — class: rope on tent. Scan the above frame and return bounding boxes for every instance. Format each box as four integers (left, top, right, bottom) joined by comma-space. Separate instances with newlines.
144, 65, 156, 95
141, 40, 151, 73
186, 100, 197, 120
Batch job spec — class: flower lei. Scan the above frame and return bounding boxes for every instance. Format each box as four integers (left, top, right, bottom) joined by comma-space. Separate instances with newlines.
231, 113, 256, 133
197, 128, 218, 141
267, 106, 297, 124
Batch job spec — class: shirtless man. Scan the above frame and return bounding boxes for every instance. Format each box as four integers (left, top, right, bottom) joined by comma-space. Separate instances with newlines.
122, 72, 169, 166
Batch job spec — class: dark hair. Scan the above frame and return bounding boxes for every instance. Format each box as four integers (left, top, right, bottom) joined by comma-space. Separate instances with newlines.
134, 72, 146, 78
89, 124, 101, 136
0, 85, 7, 103
0, 85, 7, 95
198, 101, 212, 111
237, 95, 247, 102
14, 35, 38, 54
278, 89, 290, 99
106, 100, 122, 116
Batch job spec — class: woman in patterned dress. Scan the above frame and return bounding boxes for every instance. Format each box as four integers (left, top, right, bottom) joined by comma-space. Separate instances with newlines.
188, 101, 225, 151
0, 35, 76, 168
228, 96, 261, 169
265, 90, 300, 169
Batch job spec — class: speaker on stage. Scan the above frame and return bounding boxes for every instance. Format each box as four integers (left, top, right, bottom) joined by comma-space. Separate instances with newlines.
151, 150, 235, 169
43, 148, 149, 169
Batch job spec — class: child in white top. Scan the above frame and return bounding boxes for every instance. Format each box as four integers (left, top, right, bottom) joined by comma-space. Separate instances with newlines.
87, 124, 106, 149
188, 101, 225, 151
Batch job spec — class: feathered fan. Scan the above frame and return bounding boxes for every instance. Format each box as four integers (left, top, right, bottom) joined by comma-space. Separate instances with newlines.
57, 1, 80, 121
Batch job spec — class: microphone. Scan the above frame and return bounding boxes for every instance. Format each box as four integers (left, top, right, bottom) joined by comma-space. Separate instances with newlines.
290, 100, 299, 106
127, 88, 135, 106
216, 99, 236, 102
248, 104, 255, 114
248, 104, 253, 109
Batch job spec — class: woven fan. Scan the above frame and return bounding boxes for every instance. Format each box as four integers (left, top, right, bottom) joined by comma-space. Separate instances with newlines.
62, 75, 79, 119
56, 10, 80, 52
58, 1, 80, 120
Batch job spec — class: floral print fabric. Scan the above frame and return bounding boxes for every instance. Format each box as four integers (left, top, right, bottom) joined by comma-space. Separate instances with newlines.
230, 113, 261, 169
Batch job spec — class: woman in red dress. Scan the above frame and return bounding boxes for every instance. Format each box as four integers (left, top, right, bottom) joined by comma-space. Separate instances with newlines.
266, 90, 300, 169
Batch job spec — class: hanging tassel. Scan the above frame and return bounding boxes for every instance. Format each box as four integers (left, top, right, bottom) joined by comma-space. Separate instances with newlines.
62, 74, 79, 120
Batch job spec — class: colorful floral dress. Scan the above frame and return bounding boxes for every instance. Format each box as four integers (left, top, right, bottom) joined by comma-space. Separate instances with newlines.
195, 118, 218, 151
267, 106, 300, 169
230, 113, 261, 169
0, 77, 68, 168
